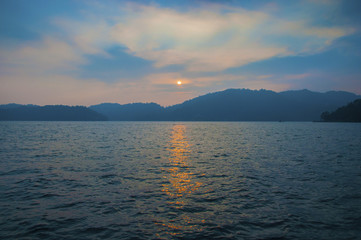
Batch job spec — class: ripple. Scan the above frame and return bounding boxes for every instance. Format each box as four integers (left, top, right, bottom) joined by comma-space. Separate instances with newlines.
51, 201, 85, 209
1, 121, 361, 239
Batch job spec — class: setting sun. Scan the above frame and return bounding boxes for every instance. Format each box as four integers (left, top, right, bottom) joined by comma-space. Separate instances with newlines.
177, 80, 182, 85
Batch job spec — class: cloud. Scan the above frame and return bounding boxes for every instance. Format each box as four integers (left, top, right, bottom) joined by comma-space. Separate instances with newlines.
109, 3, 352, 72
110, 5, 287, 71
1, 1, 353, 76
0, 37, 86, 75
53, 18, 113, 56
0, 0, 358, 106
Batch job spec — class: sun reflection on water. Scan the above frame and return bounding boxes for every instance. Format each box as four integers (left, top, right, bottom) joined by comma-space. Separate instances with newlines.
156, 124, 205, 237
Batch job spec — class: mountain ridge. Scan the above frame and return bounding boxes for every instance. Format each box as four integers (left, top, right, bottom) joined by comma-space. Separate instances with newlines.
0, 105, 107, 121
1, 89, 360, 121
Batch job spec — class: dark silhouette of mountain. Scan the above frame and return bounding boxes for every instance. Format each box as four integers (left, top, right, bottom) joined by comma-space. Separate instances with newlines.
1, 89, 359, 121
321, 99, 361, 122
89, 89, 360, 121
164, 89, 283, 121
0, 105, 107, 121
162, 89, 359, 121
0, 103, 39, 109
89, 103, 164, 120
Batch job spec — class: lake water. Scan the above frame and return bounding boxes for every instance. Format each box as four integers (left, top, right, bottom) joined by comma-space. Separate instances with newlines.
0, 122, 361, 239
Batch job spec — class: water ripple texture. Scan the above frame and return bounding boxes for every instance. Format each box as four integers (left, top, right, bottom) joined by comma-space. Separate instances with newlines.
1, 121, 361, 239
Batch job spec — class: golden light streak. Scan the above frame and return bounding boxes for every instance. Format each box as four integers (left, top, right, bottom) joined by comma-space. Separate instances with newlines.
156, 124, 205, 237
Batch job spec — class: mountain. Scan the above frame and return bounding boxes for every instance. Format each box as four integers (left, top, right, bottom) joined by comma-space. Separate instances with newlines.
1, 89, 360, 121
0, 103, 39, 109
0, 105, 107, 121
89, 103, 164, 121
321, 99, 361, 122
89, 89, 360, 121
160, 89, 360, 121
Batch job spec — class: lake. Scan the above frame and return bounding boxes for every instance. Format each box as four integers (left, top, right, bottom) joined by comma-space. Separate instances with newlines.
0, 122, 361, 239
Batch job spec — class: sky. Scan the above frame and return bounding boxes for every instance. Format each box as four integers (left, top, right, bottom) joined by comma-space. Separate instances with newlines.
1, 0, 361, 106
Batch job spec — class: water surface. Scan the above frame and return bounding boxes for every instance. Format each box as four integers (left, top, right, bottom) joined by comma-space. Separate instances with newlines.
1, 122, 361, 239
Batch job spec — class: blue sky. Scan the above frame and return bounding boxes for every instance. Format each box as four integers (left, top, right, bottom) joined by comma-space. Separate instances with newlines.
1, 0, 360, 106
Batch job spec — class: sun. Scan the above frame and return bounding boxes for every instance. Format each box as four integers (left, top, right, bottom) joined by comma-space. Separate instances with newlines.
177, 80, 182, 86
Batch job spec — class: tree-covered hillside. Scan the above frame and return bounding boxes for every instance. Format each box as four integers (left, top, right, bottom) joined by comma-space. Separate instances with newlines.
321, 99, 361, 122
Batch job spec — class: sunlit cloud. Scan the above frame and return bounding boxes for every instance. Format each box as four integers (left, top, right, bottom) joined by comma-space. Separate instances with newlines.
1, 1, 354, 75
0, 0, 359, 106
110, 3, 352, 72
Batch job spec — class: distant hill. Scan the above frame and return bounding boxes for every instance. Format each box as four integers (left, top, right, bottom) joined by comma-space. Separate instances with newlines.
89, 89, 360, 121
0, 105, 107, 121
89, 103, 164, 121
160, 89, 359, 121
321, 99, 361, 122
1, 89, 360, 121
0, 103, 39, 109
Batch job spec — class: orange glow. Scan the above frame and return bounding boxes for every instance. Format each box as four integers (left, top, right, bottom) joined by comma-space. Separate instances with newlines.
177, 80, 182, 85
156, 124, 205, 237
162, 125, 200, 198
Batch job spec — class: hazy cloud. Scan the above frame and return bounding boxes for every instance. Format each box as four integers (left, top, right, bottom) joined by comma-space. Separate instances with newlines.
1, 1, 354, 75
53, 18, 113, 56
110, 3, 352, 71
0, 0, 359, 106
1, 37, 85, 74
